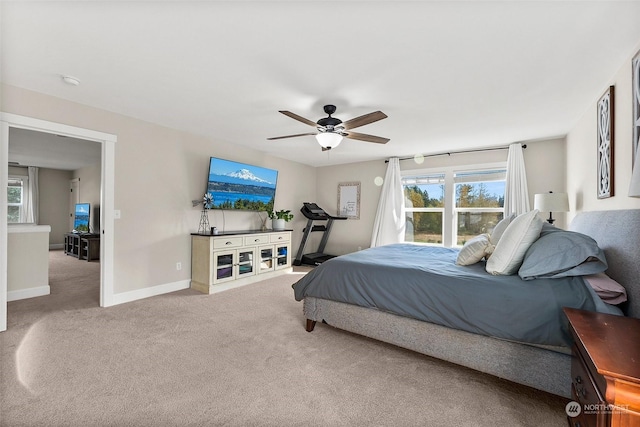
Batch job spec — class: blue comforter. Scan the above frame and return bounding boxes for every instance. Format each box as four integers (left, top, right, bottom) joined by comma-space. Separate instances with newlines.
292, 244, 621, 347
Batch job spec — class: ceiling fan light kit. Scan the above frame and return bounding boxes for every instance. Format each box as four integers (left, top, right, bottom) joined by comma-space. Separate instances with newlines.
315, 132, 343, 149
268, 104, 389, 150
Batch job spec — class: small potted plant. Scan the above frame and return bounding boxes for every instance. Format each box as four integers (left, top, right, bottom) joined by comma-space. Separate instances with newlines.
268, 209, 294, 230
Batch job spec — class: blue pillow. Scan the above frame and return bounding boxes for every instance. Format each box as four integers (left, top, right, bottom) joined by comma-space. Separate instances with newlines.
518, 229, 608, 280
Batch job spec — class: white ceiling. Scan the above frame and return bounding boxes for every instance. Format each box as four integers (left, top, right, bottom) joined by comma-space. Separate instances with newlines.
3, 1, 640, 168
8, 128, 101, 171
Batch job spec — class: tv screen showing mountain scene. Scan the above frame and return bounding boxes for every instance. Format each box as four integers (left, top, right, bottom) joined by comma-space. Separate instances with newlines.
74, 203, 90, 232
207, 157, 278, 211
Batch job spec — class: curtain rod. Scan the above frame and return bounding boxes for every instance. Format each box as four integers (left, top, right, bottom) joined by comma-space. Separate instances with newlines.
385, 144, 526, 163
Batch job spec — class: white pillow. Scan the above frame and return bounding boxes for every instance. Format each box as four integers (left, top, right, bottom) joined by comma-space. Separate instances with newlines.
486, 210, 543, 275
456, 234, 495, 266
490, 213, 516, 245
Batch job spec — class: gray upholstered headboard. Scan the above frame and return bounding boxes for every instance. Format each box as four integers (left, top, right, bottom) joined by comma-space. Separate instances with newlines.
569, 209, 640, 319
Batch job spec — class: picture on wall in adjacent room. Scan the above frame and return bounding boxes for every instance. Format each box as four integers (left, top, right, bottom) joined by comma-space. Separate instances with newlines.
597, 85, 615, 199
633, 49, 640, 166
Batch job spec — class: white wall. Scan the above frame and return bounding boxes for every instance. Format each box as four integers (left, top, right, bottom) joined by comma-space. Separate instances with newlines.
2, 84, 316, 295
39, 167, 73, 245
567, 41, 640, 218
316, 137, 567, 255
315, 160, 388, 256
7, 225, 50, 299
73, 162, 102, 234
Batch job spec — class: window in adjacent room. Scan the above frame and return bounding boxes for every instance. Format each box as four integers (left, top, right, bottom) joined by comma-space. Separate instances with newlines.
7, 176, 28, 223
402, 166, 506, 247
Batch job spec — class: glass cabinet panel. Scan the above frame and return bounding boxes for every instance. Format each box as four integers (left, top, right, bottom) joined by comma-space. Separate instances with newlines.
275, 244, 290, 269
237, 249, 254, 276
259, 247, 274, 272
215, 252, 234, 281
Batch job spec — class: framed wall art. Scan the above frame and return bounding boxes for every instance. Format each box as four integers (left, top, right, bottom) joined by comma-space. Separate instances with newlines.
338, 182, 361, 219
597, 85, 615, 199
633, 49, 640, 166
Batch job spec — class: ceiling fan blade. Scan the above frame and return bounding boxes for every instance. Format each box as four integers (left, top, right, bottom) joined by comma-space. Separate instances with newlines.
344, 131, 390, 144
267, 132, 317, 141
341, 111, 387, 130
279, 111, 318, 127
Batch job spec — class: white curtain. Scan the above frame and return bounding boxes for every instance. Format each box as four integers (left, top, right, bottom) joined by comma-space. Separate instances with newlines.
370, 157, 406, 247
504, 143, 530, 216
24, 166, 39, 224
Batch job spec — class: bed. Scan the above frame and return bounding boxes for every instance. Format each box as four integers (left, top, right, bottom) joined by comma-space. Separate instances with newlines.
292, 209, 640, 398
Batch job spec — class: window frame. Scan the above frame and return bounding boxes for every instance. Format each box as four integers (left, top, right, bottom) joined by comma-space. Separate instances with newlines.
402, 162, 506, 247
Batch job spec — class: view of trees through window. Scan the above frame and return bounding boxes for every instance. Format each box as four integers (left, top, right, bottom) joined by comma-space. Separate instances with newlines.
403, 169, 506, 246
7, 178, 23, 223
404, 181, 444, 244
455, 181, 504, 245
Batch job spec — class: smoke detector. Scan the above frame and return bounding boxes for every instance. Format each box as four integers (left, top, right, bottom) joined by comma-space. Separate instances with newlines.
61, 75, 80, 86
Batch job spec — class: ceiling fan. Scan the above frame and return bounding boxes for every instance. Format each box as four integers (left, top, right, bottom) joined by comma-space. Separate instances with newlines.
267, 104, 389, 150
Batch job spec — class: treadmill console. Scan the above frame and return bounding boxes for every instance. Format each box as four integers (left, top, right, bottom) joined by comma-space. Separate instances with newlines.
301, 202, 329, 220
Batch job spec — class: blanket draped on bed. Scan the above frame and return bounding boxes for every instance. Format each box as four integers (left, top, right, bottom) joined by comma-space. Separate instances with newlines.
292, 244, 620, 347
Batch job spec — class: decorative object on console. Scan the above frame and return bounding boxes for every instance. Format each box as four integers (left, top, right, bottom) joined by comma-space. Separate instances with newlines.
597, 85, 615, 199
192, 193, 213, 234
338, 182, 361, 220
258, 211, 269, 231
268, 209, 293, 230
533, 191, 569, 224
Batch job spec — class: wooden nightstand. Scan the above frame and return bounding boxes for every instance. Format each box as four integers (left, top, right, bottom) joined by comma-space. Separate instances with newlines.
564, 308, 640, 427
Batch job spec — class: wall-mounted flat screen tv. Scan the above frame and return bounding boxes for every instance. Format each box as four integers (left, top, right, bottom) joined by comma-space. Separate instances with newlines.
74, 203, 90, 232
207, 157, 278, 211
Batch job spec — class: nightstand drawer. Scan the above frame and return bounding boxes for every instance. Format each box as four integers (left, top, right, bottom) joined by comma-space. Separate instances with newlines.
572, 346, 604, 406
571, 346, 606, 427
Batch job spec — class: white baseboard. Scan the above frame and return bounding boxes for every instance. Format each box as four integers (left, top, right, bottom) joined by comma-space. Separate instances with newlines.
110, 279, 191, 306
8, 285, 50, 302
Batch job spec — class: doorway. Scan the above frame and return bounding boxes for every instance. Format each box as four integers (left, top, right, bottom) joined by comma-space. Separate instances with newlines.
1, 113, 116, 332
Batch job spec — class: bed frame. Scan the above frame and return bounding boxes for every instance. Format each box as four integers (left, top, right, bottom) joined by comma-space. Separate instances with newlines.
302, 209, 640, 398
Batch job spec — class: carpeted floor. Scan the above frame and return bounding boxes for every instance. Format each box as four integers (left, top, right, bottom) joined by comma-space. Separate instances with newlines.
0, 250, 568, 426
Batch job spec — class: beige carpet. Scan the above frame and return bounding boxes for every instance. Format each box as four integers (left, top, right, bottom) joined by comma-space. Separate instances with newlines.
0, 250, 568, 426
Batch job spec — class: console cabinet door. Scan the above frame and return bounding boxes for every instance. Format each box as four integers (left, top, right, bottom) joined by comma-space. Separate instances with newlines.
236, 248, 256, 279
274, 243, 290, 270
258, 245, 275, 273
212, 249, 235, 284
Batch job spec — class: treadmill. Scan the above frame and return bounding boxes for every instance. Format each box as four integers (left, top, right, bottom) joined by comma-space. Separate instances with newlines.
293, 202, 347, 266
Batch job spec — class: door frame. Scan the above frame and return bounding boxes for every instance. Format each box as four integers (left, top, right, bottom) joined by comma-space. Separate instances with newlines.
1, 113, 116, 332
69, 178, 80, 232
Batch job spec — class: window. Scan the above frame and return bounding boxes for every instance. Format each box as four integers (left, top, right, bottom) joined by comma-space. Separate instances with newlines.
402, 166, 506, 247
454, 169, 505, 245
7, 175, 30, 223
7, 176, 26, 223
403, 174, 445, 244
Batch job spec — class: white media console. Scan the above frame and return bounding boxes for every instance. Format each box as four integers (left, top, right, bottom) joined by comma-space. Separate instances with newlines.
190, 230, 292, 294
